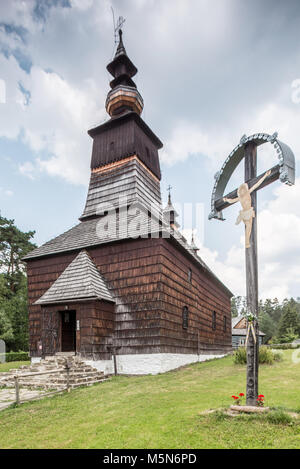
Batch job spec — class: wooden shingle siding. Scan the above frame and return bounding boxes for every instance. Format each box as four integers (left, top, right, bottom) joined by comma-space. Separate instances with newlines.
27, 236, 231, 359
81, 157, 162, 219
89, 112, 162, 180
159, 239, 232, 354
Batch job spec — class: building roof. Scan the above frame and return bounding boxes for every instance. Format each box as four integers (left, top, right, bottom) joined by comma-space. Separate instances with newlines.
24, 212, 233, 297
35, 250, 114, 305
232, 316, 265, 336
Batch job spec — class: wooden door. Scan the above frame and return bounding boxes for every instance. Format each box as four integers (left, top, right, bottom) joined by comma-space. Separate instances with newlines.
61, 311, 76, 352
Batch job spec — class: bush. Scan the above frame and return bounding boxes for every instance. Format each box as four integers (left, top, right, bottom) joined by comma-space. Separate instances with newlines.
0, 351, 29, 362
233, 346, 282, 365
233, 347, 247, 364
271, 350, 283, 362
259, 346, 277, 364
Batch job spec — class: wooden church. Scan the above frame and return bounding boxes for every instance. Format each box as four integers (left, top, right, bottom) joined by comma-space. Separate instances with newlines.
24, 30, 232, 375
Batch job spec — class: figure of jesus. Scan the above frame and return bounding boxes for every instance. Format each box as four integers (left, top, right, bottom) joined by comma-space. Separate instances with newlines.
223, 169, 271, 248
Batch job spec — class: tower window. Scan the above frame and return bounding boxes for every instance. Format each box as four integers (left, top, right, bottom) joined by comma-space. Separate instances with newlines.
110, 141, 114, 152
145, 146, 150, 158
212, 311, 216, 331
188, 268, 192, 283
182, 306, 189, 329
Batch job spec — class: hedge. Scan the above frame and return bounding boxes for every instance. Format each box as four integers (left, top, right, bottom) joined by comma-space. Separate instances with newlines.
0, 352, 29, 362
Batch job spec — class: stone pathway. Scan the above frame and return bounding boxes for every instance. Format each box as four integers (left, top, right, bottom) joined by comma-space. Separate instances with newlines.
0, 388, 47, 411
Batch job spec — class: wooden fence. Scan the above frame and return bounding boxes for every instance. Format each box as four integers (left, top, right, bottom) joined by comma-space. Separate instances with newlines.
13, 368, 70, 406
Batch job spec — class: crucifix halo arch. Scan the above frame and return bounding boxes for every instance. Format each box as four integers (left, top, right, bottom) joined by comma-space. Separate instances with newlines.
209, 132, 296, 221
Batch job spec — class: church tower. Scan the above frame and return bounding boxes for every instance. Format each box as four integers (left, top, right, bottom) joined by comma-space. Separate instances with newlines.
80, 30, 163, 221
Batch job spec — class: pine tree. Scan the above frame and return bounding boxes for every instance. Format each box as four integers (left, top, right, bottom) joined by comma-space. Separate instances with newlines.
276, 299, 300, 343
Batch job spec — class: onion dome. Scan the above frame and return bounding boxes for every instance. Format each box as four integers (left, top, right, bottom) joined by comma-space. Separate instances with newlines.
106, 30, 144, 117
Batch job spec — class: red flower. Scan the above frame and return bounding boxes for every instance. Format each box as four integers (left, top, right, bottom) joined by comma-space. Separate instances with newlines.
258, 394, 264, 398
239, 393, 244, 397
234, 396, 239, 400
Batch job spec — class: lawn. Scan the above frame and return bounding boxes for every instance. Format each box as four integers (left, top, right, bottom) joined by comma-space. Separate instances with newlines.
0, 361, 30, 373
0, 351, 300, 449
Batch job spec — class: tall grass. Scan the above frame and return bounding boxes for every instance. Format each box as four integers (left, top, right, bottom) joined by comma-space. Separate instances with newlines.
233, 346, 283, 365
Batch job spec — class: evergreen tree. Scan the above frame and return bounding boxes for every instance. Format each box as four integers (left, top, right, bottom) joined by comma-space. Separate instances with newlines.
276, 298, 300, 343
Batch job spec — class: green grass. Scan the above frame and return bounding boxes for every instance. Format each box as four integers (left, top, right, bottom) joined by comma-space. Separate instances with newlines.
0, 361, 30, 373
0, 351, 300, 449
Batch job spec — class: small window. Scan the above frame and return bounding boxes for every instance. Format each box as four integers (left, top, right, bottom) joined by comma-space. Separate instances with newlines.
223, 315, 227, 333
188, 268, 192, 283
212, 311, 216, 331
110, 141, 114, 152
145, 146, 150, 158
182, 306, 189, 329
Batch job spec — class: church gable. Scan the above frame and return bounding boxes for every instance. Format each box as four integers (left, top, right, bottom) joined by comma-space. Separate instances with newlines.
35, 250, 114, 305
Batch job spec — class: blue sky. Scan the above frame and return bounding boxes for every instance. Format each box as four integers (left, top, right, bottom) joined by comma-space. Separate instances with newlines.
1, 0, 300, 299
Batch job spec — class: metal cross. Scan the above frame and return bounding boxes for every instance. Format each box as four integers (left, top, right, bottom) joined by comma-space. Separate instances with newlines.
209, 132, 295, 406
111, 7, 126, 45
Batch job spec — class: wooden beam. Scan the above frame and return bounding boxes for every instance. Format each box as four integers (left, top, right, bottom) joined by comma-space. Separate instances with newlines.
244, 142, 259, 406
215, 164, 280, 212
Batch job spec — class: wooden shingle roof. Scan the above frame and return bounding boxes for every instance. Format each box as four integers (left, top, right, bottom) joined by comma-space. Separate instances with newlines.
35, 250, 114, 305
25, 211, 232, 298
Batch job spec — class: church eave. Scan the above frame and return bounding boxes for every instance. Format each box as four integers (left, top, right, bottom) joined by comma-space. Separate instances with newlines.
88, 112, 163, 150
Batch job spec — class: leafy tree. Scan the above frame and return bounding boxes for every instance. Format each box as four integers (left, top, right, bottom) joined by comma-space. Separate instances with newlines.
0, 308, 14, 344
231, 296, 247, 318
0, 215, 35, 351
0, 215, 35, 293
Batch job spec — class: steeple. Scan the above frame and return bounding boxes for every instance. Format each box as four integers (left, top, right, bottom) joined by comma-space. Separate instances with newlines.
106, 29, 143, 117
81, 27, 163, 221
163, 187, 179, 229
190, 232, 199, 255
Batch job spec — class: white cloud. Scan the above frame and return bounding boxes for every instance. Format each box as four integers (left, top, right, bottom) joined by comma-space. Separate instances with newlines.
0, 55, 105, 184
0, 187, 14, 197
197, 179, 300, 300
160, 121, 233, 167
70, 0, 94, 10
19, 161, 37, 180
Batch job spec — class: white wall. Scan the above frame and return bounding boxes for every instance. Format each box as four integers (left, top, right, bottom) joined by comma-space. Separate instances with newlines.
83, 353, 226, 375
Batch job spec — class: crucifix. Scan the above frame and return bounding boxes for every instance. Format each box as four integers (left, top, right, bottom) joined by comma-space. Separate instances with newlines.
209, 132, 295, 406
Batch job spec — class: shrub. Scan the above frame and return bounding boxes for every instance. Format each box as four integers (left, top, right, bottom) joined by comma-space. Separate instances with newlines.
259, 346, 276, 364
0, 351, 29, 362
233, 346, 282, 365
233, 347, 247, 364
271, 350, 283, 361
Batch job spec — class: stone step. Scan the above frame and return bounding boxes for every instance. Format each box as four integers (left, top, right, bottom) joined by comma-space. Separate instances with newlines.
0, 355, 108, 391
